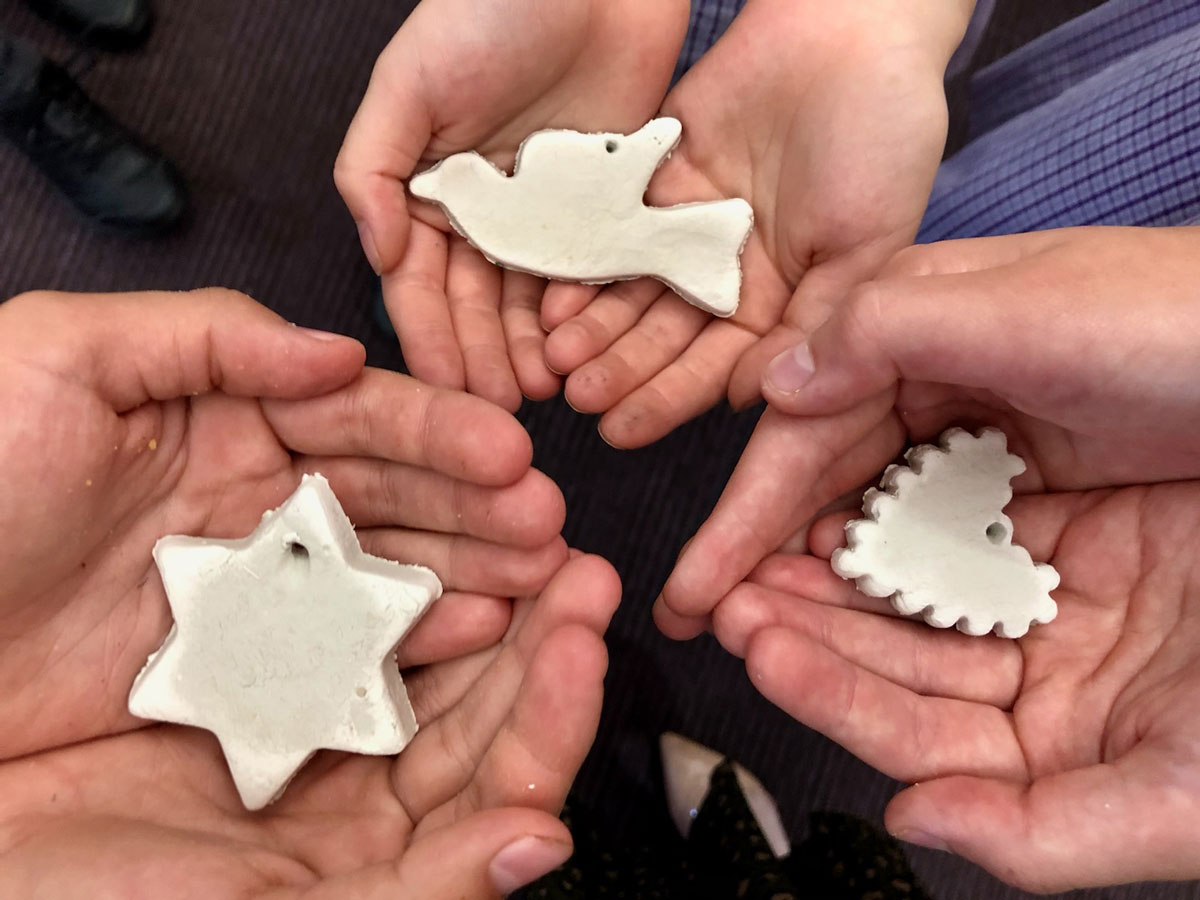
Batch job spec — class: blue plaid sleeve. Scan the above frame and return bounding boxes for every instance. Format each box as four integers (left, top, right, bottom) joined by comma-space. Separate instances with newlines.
922, 0, 1200, 241
672, 0, 748, 82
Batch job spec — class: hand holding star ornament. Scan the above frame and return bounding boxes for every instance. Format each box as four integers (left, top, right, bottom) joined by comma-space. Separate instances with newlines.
127, 474, 442, 811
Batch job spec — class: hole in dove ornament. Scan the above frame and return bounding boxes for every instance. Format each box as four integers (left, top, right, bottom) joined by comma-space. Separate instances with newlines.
126, 473, 442, 810
831, 428, 1060, 639
408, 117, 754, 318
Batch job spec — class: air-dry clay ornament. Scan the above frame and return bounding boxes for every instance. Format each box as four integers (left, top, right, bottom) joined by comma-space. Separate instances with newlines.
408, 117, 754, 317
832, 428, 1059, 639
127, 474, 442, 810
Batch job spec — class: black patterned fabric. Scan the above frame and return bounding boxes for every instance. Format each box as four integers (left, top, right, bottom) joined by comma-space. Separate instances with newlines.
520, 758, 927, 900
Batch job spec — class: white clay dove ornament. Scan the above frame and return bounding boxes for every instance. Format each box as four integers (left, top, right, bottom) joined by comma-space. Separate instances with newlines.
127, 474, 442, 810
832, 428, 1060, 639
408, 117, 754, 317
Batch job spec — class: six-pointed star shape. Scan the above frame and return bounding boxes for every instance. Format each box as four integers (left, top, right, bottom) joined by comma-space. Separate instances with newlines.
128, 474, 442, 810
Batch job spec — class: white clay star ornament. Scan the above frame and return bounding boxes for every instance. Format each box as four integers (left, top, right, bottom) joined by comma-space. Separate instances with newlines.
127, 474, 442, 810
409, 117, 754, 317
832, 428, 1059, 639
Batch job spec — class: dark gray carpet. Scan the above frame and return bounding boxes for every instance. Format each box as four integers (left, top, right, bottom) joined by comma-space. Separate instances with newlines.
1, 1, 1195, 898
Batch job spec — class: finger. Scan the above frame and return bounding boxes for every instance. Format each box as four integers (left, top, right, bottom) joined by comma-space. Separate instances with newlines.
382, 221, 465, 390
278, 808, 572, 900
563, 292, 706, 414
730, 243, 896, 410
748, 550, 899, 618
806, 511, 864, 560
446, 240, 522, 412
651, 598, 710, 641
396, 592, 513, 668
886, 752, 1200, 893
358, 530, 569, 598
500, 270, 561, 400
597, 322, 756, 448
758, 234, 1094, 415
261, 368, 533, 486
728, 322, 806, 410
408, 190, 454, 233
540, 282, 602, 332
465, 624, 607, 815
544, 278, 667, 375
728, 240, 882, 411
877, 231, 1066, 280
1, 289, 365, 413
661, 403, 903, 621
714, 582, 1022, 706
306, 458, 564, 548
333, 35, 432, 275
750, 550, 901, 615
744, 626, 1026, 784
394, 555, 620, 818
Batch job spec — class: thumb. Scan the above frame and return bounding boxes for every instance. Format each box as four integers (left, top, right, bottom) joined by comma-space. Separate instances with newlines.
759, 263, 1051, 418
1, 288, 365, 412
333, 34, 432, 275
728, 322, 806, 411
758, 230, 1085, 418
287, 809, 573, 899
886, 761, 1200, 893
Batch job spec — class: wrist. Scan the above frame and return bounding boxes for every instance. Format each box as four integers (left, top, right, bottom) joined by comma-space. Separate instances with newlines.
743, 0, 976, 72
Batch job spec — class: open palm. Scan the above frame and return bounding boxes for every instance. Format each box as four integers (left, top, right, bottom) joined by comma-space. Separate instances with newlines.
0, 288, 605, 896
656, 226, 1200, 891
660, 227, 1200, 635
336, 0, 689, 408
712, 482, 1200, 893
0, 289, 569, 760
540, 0, 955, 447
0, 553, 618, 898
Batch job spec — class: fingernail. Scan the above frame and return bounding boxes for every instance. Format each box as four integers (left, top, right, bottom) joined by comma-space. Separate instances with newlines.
596, 422, 620, 449
296, 326, 350, 343
489, 836, 573, 894
892, 828, 949, 852
356, 220, 382, 275
765, 342, 815, 393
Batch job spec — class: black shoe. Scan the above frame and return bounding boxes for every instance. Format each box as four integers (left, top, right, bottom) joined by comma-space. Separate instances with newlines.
22, 0, 152, 51
0, 51, 187, 236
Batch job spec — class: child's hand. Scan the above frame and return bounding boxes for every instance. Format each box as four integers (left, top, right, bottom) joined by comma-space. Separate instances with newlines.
335, 0, 689, 410
540, 0, 964, 447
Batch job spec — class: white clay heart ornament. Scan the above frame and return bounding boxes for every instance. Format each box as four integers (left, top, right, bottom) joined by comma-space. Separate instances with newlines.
832, 428, 1060, 639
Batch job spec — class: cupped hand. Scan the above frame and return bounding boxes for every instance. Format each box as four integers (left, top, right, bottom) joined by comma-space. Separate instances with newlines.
710, 483, 1200, 892
0, 288, 614, 897
659, 226, 1200, 635
0, 288, 568, 760
0, 550, 620, 898
540, 0, 966, 447
335, 0, 689, 409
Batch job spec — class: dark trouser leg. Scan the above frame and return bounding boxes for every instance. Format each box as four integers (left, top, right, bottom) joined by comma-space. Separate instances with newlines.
0, 31, 45, 115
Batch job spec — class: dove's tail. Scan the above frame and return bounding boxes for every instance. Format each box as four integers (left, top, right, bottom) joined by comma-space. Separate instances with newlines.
650, 198, 754, 317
